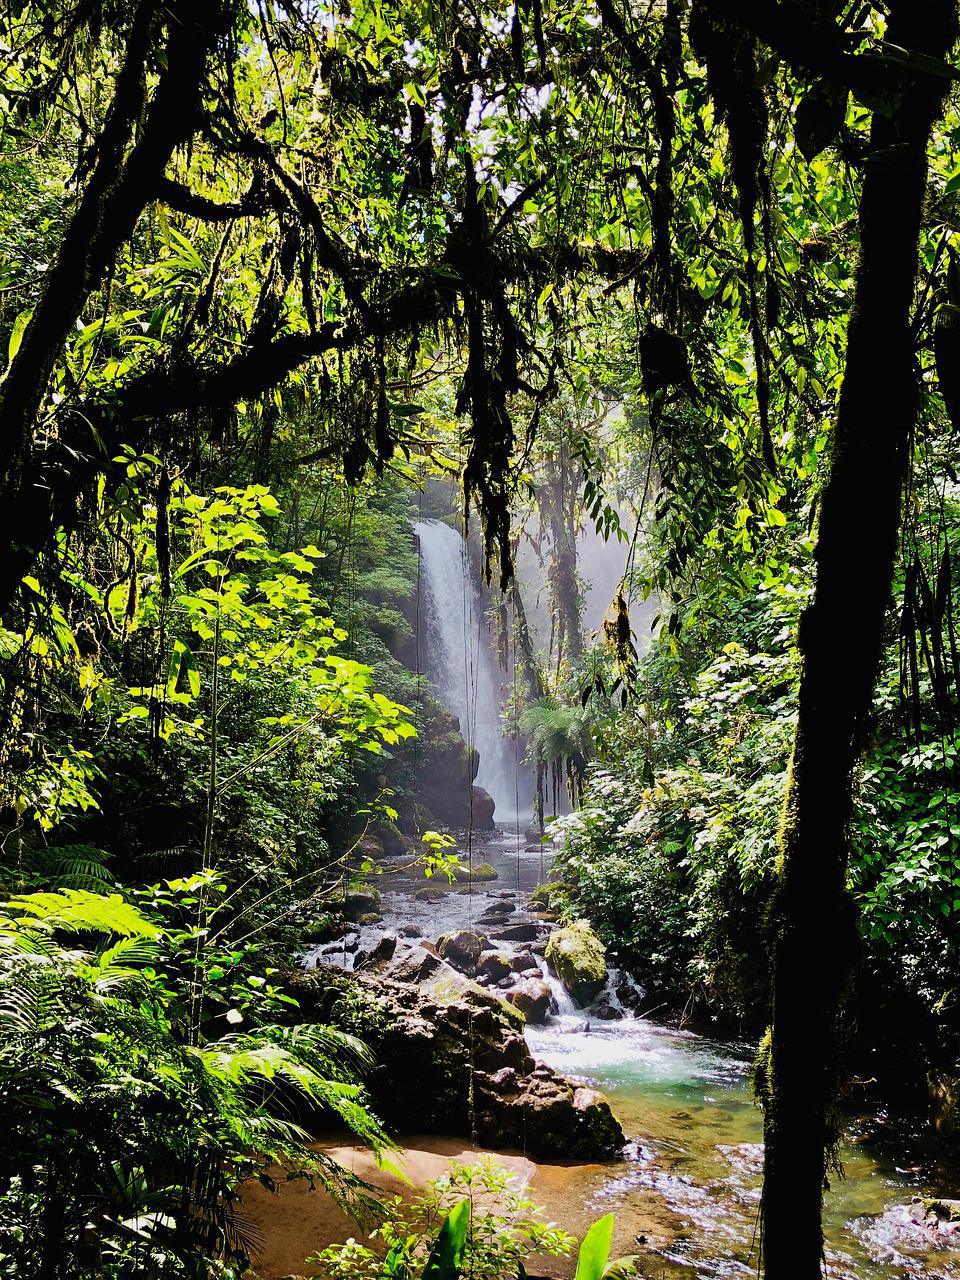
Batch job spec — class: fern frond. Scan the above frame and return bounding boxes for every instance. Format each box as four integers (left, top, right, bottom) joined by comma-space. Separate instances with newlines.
3, 889, 162, 940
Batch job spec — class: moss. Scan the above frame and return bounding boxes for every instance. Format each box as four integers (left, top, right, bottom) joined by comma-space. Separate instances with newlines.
529, 880, 561, 909
545, 920, 607, 1004
420, 966, 525, 1027
452, 861, 498, 882
301, 914, 340, 943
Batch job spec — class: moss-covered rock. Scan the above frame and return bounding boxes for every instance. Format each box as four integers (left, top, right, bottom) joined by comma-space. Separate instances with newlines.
545, 920, 607, 1005
291, 959, 622, 1158
372, 819, 410, 857
452, 861, 498, 882
343, 887, 381, 922
529, 881, 561, 910
301, 914, 347, 944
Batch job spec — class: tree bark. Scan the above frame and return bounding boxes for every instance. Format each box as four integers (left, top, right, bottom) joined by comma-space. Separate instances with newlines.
758, 3, 958, 1275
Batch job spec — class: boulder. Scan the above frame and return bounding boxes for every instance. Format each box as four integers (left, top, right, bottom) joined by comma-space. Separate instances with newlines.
528, 881, 560, 910
343, 888, 381, 922
489, 922, 542, 943
509, 951, 539, 973
479, 902, 514, 923
370, 940, 443, 985
452, 861, 499, 882
472, 786, 496, 829
506, 979, 552, 1024
594, 1003, 623, 1021
477, 950, 512, 982
921, 1198, 960, 1223
301, 914, 348, 944
437, 929, 488, 972
372, 820, 410, 857
545, 920, 607, 1005
290, 967, 624, 1161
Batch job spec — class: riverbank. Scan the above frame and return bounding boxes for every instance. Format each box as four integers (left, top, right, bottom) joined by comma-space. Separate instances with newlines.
242, 1136, 676, 1280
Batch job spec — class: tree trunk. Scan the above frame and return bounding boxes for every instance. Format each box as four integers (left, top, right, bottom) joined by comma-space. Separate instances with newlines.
758, 4, 957, 1276
544, 442, 583, 668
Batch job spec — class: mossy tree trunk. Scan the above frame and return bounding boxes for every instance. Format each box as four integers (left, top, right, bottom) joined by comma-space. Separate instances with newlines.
543, 441, 583, 671
758, 3, 958, 1275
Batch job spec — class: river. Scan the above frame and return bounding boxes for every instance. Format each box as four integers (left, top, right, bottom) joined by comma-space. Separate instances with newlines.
307, 828, 960, 1279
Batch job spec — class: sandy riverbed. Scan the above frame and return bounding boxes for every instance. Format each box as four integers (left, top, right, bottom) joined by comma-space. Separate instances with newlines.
241, 1135, 674, 1280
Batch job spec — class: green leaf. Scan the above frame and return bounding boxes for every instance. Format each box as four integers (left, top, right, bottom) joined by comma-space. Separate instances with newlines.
423, 1200, 470, 1280
574, 1214, 615, 1280
7, 309, 31, 365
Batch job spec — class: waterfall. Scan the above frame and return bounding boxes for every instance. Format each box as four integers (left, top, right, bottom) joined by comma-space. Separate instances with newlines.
414, 519, 523, 820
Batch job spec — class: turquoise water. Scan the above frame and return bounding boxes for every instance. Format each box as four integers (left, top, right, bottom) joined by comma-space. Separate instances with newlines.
527, 1014, 960, 1279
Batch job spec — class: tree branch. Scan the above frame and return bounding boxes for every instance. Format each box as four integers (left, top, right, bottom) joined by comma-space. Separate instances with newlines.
157, 176, 269, 222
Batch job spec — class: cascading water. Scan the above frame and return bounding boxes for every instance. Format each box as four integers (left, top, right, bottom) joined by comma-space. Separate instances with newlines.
414, 518, 528, 821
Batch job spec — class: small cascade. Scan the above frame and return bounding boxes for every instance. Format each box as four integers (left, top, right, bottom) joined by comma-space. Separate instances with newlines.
414, 518, 529, 820
599, 967, 644, 1019
542, 965, 579, 1018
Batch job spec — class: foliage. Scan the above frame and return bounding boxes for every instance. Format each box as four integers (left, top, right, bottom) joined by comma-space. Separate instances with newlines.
552, 584, 798, 1019
312, 1159, 577, 1280
0, 883, 387, 1279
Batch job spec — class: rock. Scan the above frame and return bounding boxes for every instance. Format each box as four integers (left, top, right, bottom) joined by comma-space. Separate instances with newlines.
301, 914, 347, 944
372, 819, 409, 857
594, 1004, 623, 1020
356, 911, 383, 925
529, 882, 560, 910
922, 1198, 960, 1222
472, 787, 496, 829
477, 950, 512, 982
487, 1066, 519, 1092
489, 922, 542, 942
357, 836, 384, 859
545, 920, 608, 1005
414, 888, 443, 901
399, 924, 423, 938
479, 903, 514, 923
509, 951, 539, 973
415, 702, 484, 829
452, 861, 499, 882
437, 930, 487, 971
378, 942, 442, 984
343, 888, 381, 922
506, 979, 552, 1024
357, 933, 397, 969
316, 930, 359, 957
614, 975, 646, 1013
290, 967, 623, 1161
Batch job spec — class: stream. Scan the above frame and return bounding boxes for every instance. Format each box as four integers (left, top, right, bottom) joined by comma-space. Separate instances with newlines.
308, 828, 960, 1280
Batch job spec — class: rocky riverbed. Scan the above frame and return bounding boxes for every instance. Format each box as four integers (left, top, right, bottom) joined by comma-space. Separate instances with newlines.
276, 829, 960, 1280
